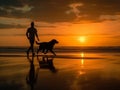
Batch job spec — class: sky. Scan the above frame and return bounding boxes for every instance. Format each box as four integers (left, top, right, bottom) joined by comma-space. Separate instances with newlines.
0, 0, 120, 46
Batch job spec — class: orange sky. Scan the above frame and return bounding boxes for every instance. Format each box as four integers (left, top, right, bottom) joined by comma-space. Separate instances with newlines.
0, 0, 120, 46
0, 19, 120, 46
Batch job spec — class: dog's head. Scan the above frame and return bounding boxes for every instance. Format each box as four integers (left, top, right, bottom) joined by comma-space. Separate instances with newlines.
50, 39, 59, 44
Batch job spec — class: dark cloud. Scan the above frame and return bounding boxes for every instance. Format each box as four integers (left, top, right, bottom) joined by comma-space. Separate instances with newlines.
0, 0, 23, 7
0, 23, 26, 29
36, 25, 56, 28
1, 0, 120, 22
77, 0, 120, 22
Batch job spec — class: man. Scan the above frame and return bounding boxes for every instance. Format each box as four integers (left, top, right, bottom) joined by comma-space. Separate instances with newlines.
26, 22, 39, 56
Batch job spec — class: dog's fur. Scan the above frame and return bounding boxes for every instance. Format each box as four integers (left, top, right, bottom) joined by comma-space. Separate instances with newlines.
36, 39, 58, 55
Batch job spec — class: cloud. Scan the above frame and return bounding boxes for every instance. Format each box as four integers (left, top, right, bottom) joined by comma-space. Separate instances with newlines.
0, 4, 33, 14
0, 16, 30, 24
0, 23, 26, 29
100, 15, 120, 21
0, 0, 23, 7
0, 17, 30, 29
66, 3, 83, 20
1, 0, 120, 23
10, 5, 33, 13
0, 16, 56, 29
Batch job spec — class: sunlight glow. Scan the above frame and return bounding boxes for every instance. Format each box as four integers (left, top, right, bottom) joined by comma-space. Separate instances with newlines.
80, 52, 84, 67
80, 52, 85, 68
79, 52, 86, 75
78, 36, 86, 43
80, 52, 84, 58
79, 52, 85, 75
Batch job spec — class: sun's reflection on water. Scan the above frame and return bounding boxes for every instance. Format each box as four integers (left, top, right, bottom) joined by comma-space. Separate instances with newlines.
79, 52, 86, 75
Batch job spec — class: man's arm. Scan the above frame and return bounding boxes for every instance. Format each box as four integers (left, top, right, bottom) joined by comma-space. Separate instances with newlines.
26, 29, 29, 39
35, 29, 39, 41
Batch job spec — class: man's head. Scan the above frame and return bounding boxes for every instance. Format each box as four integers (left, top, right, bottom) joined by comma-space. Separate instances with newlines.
31, 22, 34, 27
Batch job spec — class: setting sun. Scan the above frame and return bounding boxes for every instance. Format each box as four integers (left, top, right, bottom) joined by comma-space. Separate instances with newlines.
78, 36, 86, 43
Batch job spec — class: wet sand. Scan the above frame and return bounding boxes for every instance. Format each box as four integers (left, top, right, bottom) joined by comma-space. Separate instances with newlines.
0, 52, 120, 90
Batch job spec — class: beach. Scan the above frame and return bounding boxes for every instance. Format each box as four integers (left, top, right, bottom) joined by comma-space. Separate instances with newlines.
0, 48, 120, 90
1, 0, 120, 89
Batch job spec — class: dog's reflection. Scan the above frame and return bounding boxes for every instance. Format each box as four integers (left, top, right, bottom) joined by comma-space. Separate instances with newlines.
37, 56, 58, 73
26, 56, 39, 90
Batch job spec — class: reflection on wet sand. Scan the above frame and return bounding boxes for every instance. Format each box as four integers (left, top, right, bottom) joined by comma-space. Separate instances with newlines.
37, 55, 58, 73
70, 52, 120, 90
26, 55, 57, 90
25, 52, 120, 90
26, 55, 39, 90
0, 52, 120, 90
79, 52, 86, 75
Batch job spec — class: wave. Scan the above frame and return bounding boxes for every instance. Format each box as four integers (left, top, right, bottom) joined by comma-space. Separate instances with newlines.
0, 54, 104, 59
0, 46, 120, 53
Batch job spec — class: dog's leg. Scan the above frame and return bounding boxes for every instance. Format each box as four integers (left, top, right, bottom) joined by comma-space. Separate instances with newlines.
50, 50, 56, 56
44, 49, 48, 54
37, 48, 40, 55
42, 48, 45, 53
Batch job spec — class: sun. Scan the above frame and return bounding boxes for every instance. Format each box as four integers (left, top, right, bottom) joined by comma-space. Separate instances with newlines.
78, 36, 86, 43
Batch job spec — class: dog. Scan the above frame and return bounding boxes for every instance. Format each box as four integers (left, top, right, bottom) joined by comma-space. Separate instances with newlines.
36, 39, 58, 56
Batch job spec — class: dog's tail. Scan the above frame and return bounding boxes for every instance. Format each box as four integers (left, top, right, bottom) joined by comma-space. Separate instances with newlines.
36, 41, 40, 45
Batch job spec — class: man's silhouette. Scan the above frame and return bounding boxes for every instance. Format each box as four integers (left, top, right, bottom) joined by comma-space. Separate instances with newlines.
26, 22, 39, 56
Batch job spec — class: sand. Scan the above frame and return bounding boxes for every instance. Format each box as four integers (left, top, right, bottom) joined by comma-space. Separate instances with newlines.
0, 52, 120, 90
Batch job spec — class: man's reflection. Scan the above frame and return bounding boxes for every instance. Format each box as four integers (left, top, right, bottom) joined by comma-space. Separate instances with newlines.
37, 56, 57, 73
26, 55, 39, 90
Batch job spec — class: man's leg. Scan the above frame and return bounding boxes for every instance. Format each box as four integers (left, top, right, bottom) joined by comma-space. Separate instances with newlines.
30, 42, 35, 56
27, 40, 34, 56
27, 46, 31, 55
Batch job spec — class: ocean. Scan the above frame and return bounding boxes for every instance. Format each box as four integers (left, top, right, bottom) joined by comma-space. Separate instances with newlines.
0, 46, 120, 53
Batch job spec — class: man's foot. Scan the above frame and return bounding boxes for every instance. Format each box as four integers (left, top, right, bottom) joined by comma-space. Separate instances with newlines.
26, 50, 29, 54
26, 51, 29, 58
32, 52, 35, 57
26, 51, 29, 56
